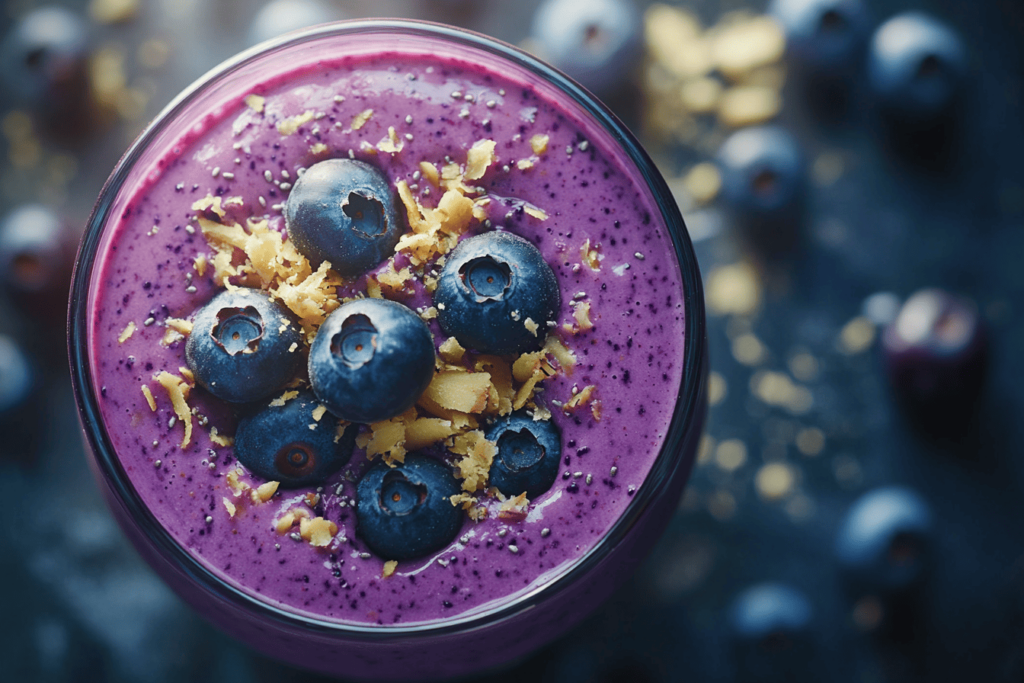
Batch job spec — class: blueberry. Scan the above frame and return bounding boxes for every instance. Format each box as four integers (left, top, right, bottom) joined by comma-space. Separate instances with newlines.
834, 486, 933, 594
284, 159, 402, 277
185, 288, 304, 404
769, 0, 871, 73
881, 289, 987, 429
235, 390, 354, 487
308, 298, 434, 424
485, 412, 561, 498
867, 12, 967, 123
0, 204, 75, 325
716, 126, 805, 252
355, 454, 463, 561
529, 0, 642, 95
433, 231, 559, 356
247, 0, 343, 46
729, 583, 815, 683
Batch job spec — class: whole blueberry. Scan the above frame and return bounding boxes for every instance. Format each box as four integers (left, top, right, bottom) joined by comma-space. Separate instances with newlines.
867, 12, 967, 123
729, 583, 815, 683
529, 0, 642, 95
309, 298, 434, 424
185, 288, 304, 404
434, 231, 559, 356
486, 412, 561, 498
355, 454, 463, 561
0, 204, 75, 324
769, 0, 871, 72
835, 486, 933, 594
881, 288, 987, 426
247, 0, 343, 46
284, 159, 402, 277
235, 390, 355, 487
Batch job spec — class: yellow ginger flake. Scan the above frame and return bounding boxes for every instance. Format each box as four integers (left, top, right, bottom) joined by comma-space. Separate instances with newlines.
573, 301, 594, 331
299, 517, 338, 547
222, 497, 237, 518
193, 253, 207, 277
178, 367, 194, 383
517, 159, 534, 171
351, 108, 374, 130
309, 142, 328, 155
524, 205, 548, 221
498, 492, 530, 521
375, 261, 415, 297
468, 506, 488, 521
465, 139, 497, 180
311, 405, 327, 422
165, 318, 193, 335
191, 194, 228, 218
377, 126, 403, 154
161, 327, 185, 347
225, 468, 249, 497
244, 94, 265, 113
419, 161, 440, 186
450, 492, 477, 510
382, 560, 398, 578
421, 306, 438, 320
365, 275, 383, 299
438, 337, 466, 364
141, 384, 156, 411
564, 385, 597, 412
523, 318, 539, 337
357, 414, 409, 466
251, 481, 279, 503
155, 371, 192, 448
276, 110, 316, 135
209, 426, 233, 447
404, 417, 459, 451
451, 430, 496, 492
270, 390, 299, 407
530, 134, 549, 155
544, 336, 576, 375
118, 321, 136, 343
580, 238, 601, 270
422, 371, 492, 414
475, 355, 514, 416
273, 260, 342, 337
275, 507, 310, 534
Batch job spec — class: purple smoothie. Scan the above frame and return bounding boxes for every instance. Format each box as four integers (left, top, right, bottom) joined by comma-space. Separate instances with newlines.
73, 22, 705, 678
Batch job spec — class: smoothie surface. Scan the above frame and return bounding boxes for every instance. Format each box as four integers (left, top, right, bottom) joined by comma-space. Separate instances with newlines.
87, 36, 687, 626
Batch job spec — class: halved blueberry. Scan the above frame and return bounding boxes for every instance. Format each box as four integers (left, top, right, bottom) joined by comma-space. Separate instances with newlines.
434, 231, 559, 356
834, 486, 933, 594
769, 0, 871, 73
355, 454, 463, 561
235, 390, 355, 487
867, 12, 967, 123
308, 298, 434, 424
485, 412, 561, 498
284, 159, 402, 277
729, 583, 815, 682
0, 204, 75, 323
185, 288, 304, 404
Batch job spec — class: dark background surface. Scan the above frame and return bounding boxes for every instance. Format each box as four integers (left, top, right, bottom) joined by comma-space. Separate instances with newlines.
1, 0, 1023, 681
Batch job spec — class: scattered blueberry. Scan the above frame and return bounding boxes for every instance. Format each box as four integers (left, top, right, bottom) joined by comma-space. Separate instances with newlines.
235, 390, 355, 487
529, 0, 642, 95
769, 0, 871, 73
247, 0, 343, 46
881, 288, 987, 428
308, 298, 434, 424
867, 12, 967, 123
0, 204, 75, 324
185, 288, 304, 404
717, 126, 805, 251
729, 582, 815, 683
834, 486, 933, 595
355, 454, 462, 561
486, 411, 561, 498
284, 159, 402, 277
434, 231, 559, 356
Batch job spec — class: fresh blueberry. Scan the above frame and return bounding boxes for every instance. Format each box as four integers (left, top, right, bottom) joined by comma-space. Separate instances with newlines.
867, 12, 967, 123
235, 390, 355, 487
717, 126, 805, 252
881, 289, 987, 428
529, 0, 642, 95
247, 0, 343, 46
769, 0, 871, 73
355, 454, 463, 561
284, 159, 402, 277
308, 298, 434, 424
185, 288, 304, 404
834, 486, 933, 595
433, 231, 559, 356
729, 583, 815, 683
485, 412, 561, 498
0, 204, 75, 323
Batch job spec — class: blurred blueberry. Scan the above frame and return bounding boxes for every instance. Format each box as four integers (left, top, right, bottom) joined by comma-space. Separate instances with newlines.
770, 0, 871, 73
235, 390, 355, 487
434, 231, 559, 356
717, 126, 805, 252
835, 486, 933, 595
729, 582, 815, 682
881, 289, 987, 429
529, 0, 642, 95
309, 298, 434, 424
185, 288, 304, 404
486, 411, 561, 498
0, 204, 75, 325
867, 12, 967, 123
356, 454, 463, 561
285, 159, 402, 277
247, 0, 344, 46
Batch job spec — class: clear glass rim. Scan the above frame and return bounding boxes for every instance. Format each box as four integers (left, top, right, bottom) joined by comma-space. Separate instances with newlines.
67, 18, 707, 641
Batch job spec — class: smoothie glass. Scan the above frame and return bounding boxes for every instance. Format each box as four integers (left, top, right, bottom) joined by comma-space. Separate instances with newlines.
68, 20, 707, 680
